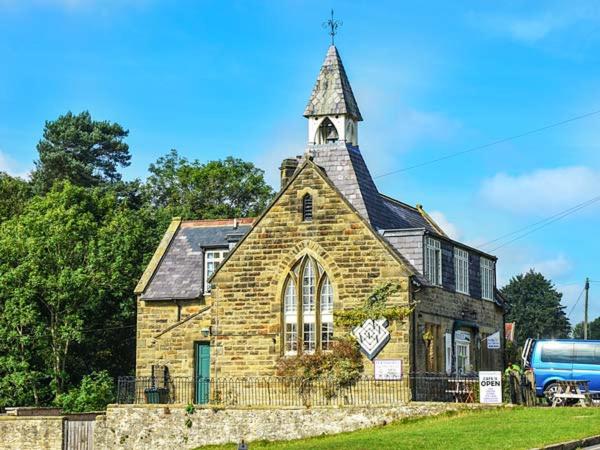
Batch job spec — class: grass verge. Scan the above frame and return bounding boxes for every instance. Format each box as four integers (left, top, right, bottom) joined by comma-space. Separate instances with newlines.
199, 406, 600, 450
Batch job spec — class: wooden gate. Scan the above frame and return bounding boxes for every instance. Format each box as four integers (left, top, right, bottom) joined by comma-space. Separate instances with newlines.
63, 414, 97, 450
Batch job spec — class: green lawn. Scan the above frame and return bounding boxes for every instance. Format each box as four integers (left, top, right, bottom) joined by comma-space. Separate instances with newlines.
199, 407, 600, 450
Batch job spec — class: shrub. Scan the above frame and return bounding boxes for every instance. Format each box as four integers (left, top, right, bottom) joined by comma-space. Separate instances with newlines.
54, 370, 115, 413
276, 337, 364, 396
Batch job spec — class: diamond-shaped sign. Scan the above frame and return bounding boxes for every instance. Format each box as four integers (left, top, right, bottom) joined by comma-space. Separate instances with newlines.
352, 318, 390, 360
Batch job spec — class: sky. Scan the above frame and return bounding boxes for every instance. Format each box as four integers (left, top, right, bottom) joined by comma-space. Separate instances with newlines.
0, 0, 599, 325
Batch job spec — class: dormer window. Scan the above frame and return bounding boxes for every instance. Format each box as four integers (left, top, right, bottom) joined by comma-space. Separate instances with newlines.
302, 194, 313, 222
204, 248, 228, 293
425, 237, 442, 286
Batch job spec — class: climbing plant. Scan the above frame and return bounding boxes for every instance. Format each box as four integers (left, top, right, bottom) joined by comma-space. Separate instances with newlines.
334, 282, 413, 329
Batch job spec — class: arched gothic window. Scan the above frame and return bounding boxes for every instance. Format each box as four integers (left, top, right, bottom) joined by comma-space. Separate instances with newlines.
283, 256, 334, 355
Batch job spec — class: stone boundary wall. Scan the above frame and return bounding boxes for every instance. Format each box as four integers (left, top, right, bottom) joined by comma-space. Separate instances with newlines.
0, 416, 63, 450
95, 403, 481, 449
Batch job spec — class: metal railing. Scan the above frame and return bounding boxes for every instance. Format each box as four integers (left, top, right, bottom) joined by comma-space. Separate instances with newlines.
117, 373, 479, 407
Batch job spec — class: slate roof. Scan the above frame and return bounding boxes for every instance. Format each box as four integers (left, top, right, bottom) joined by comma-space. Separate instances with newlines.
307, 142, 440, 235
304, 45, 363, 121
140, 219, 253, 301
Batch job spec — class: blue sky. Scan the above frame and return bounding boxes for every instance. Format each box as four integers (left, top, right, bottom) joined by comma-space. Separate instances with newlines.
1, 0, 599, 325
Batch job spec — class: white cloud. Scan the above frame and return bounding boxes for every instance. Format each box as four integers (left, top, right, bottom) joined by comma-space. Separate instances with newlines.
524, 254, 573, 279
0, 150, 31, 180
480, 166, 600, 214
428, 210, 461, 240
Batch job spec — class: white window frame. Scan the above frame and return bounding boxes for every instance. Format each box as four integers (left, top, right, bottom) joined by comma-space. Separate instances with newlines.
454, 247, 469, 295
284, 279, 298, 355
320, 277, 334, 351
481, 258, 495, 301
204, 248, 229, 293
425, 237, 442, 286
282, 257, 334, 356
455, 340, 470, 375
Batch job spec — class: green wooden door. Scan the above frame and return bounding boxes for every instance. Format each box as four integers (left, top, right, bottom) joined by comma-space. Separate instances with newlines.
195, 342, 211, 404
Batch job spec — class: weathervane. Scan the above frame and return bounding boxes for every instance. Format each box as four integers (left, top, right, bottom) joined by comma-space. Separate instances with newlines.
322, 9, 342, 45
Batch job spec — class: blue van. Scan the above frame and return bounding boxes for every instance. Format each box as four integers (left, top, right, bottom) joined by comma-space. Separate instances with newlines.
522, 339, 600, 400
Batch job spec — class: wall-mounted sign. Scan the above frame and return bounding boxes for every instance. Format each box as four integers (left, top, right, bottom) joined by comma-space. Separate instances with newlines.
487, 331, 501, 349
455, 330, 471, 342
374, 359, 402, 380
479, 371, 502, 404
353, 318, 390, 360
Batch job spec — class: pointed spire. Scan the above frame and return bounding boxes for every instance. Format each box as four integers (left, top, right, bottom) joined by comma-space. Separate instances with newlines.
304, 45, 363, 121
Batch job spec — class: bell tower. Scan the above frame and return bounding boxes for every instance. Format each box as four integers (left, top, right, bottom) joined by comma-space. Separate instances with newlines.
304, 45, 363, 146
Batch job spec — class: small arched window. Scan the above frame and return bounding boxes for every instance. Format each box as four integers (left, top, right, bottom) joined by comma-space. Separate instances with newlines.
302, 193, 313, 222
283, 256, 334, 355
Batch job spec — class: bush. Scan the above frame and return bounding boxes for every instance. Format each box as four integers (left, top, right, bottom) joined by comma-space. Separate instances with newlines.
54, 370, 115, 413
276, 337, 364, 388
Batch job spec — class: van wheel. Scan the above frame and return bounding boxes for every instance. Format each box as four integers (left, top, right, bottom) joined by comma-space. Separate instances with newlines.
544, 383, 563, 406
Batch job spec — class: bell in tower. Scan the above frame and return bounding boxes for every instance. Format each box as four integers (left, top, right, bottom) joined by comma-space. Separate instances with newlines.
317, 117, 339, 144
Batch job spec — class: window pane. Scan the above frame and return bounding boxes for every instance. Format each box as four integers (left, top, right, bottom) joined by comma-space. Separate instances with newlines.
574, 343, 600, 365
321, 322, 334, 350
320, 277, 333, 313
285, 323, 297, 354
284, 279, 297, 314
303, 323, 315, 353
204, 249, 229, 292
541, 343, 573, 363
426, 238, 442, 285
302, 260, 316, 312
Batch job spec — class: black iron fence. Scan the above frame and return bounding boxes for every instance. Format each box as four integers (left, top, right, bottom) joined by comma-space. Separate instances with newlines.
117, 373, 479, 407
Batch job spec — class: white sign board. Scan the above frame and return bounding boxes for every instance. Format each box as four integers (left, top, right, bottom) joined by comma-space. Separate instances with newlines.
479, 371, 502, 404
374, 359, 402, 380
487, 331, 501, 349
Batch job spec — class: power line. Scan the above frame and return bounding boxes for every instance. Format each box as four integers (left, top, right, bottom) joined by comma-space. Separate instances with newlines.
479, 195, 600, 249
373, 109, 600, 179
567, 287, 586, 318
486, 194, 600, 252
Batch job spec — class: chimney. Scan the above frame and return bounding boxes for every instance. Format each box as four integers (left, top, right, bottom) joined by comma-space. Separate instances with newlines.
279, 158, 299, 189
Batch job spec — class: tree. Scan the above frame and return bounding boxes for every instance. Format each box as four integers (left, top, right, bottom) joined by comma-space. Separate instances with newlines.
0, 182, 163, 403
31, 111, 130, 192
54, 371, 115, 413
145, 149, 274, 219
0, 172, 32, 223
573, 317, 600, 339
502, 270, 571, 346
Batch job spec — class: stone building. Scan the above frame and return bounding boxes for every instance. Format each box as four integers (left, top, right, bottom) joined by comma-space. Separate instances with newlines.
134, 45, 504, 392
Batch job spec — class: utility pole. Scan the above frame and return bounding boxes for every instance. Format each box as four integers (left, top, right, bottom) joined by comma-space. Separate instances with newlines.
584, 277, 590, 340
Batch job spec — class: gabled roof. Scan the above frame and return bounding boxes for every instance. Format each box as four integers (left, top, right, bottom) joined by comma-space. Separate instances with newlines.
304, 45, 363, 121
137, 218, 253, 301
208, 159, 421, 285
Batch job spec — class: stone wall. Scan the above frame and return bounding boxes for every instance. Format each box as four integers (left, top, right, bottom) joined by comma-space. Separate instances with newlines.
0, 416, 63, 450
95, 403, 465, 449
211, 162, 412, 377
136, 298, 212, 378
413, 286, 504, 373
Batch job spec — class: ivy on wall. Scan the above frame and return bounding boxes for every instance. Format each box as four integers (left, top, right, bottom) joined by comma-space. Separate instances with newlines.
334, 282, 413, 329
